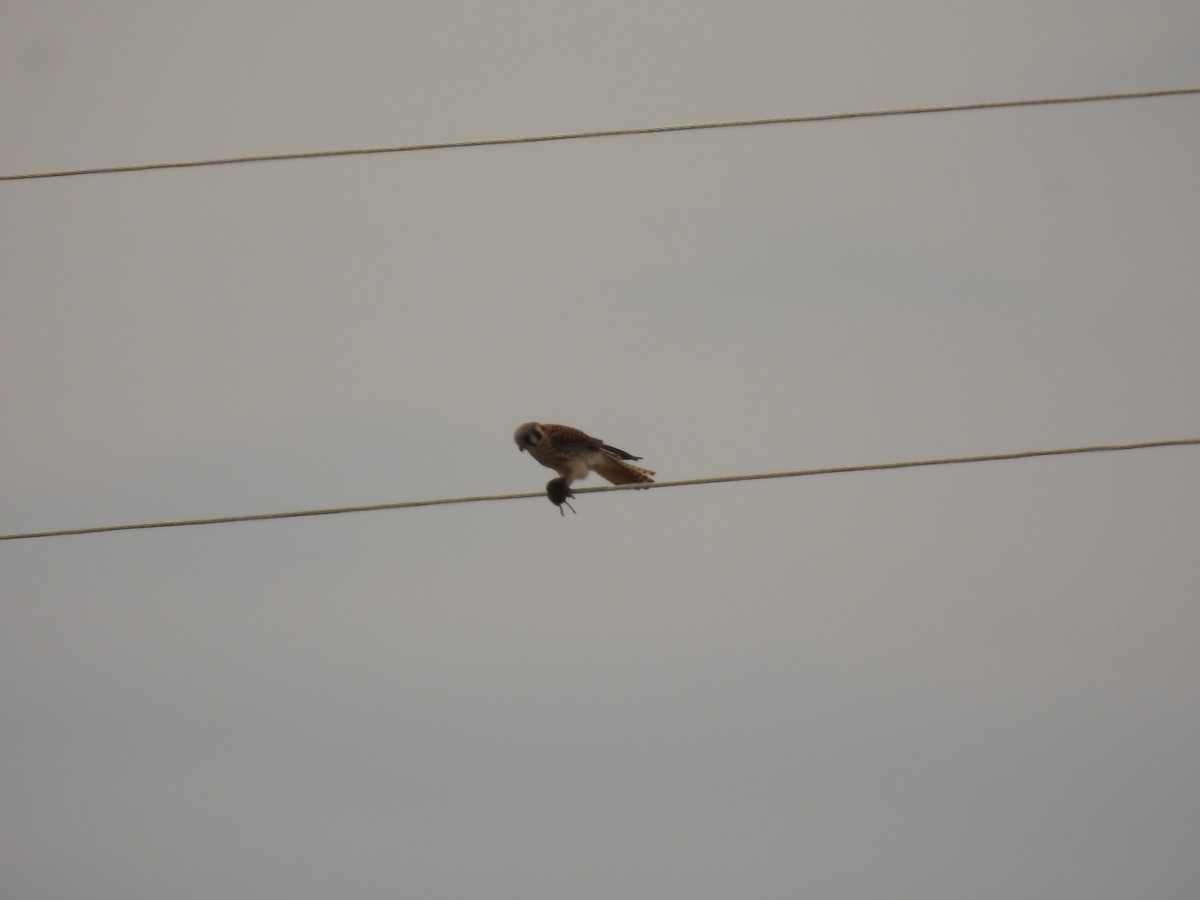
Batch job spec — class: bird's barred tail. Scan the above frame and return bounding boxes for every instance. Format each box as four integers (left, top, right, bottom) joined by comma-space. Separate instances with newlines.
594, 456, 655, 485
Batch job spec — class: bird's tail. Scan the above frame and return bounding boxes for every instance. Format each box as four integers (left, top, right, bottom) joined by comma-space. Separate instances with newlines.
593, 455, 655, 485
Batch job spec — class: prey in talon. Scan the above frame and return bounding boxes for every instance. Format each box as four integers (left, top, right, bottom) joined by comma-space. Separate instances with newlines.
545, 477, 576, 515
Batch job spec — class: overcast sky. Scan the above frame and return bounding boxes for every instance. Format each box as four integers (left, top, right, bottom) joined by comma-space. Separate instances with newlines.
3, 3, 1199, 898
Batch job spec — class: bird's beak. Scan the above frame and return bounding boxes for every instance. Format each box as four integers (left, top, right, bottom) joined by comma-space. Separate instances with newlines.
517, 446, 525, 452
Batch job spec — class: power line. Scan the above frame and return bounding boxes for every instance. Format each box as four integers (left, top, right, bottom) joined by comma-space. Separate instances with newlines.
1, 438, 1195, 542
2, 87, 1196, 183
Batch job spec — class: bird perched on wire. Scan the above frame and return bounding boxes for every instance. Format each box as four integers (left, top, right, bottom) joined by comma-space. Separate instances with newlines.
514, 422, 654, 514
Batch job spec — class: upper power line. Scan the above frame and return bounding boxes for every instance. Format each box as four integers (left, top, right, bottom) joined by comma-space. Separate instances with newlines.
1, 438, 1196, 542
1, 87, 1196, 183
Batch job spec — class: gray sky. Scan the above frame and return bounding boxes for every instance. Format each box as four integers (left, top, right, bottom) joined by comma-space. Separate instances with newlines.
3, 3, 1199, 898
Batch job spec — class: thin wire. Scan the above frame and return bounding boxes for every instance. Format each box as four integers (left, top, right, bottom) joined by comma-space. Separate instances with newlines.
1, 438, 1195, 542
2, 87, 1196, 183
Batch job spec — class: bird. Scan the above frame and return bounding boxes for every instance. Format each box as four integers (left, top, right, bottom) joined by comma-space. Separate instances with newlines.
514, 422, 655, 491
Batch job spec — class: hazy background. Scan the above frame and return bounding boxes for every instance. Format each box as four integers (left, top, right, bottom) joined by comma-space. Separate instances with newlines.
3, 3, 1198, 898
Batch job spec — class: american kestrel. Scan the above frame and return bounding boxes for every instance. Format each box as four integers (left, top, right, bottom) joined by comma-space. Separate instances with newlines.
514, 422, 654, 512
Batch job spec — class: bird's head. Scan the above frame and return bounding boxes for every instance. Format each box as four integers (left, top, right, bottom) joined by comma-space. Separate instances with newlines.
513, 422, 544, 452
